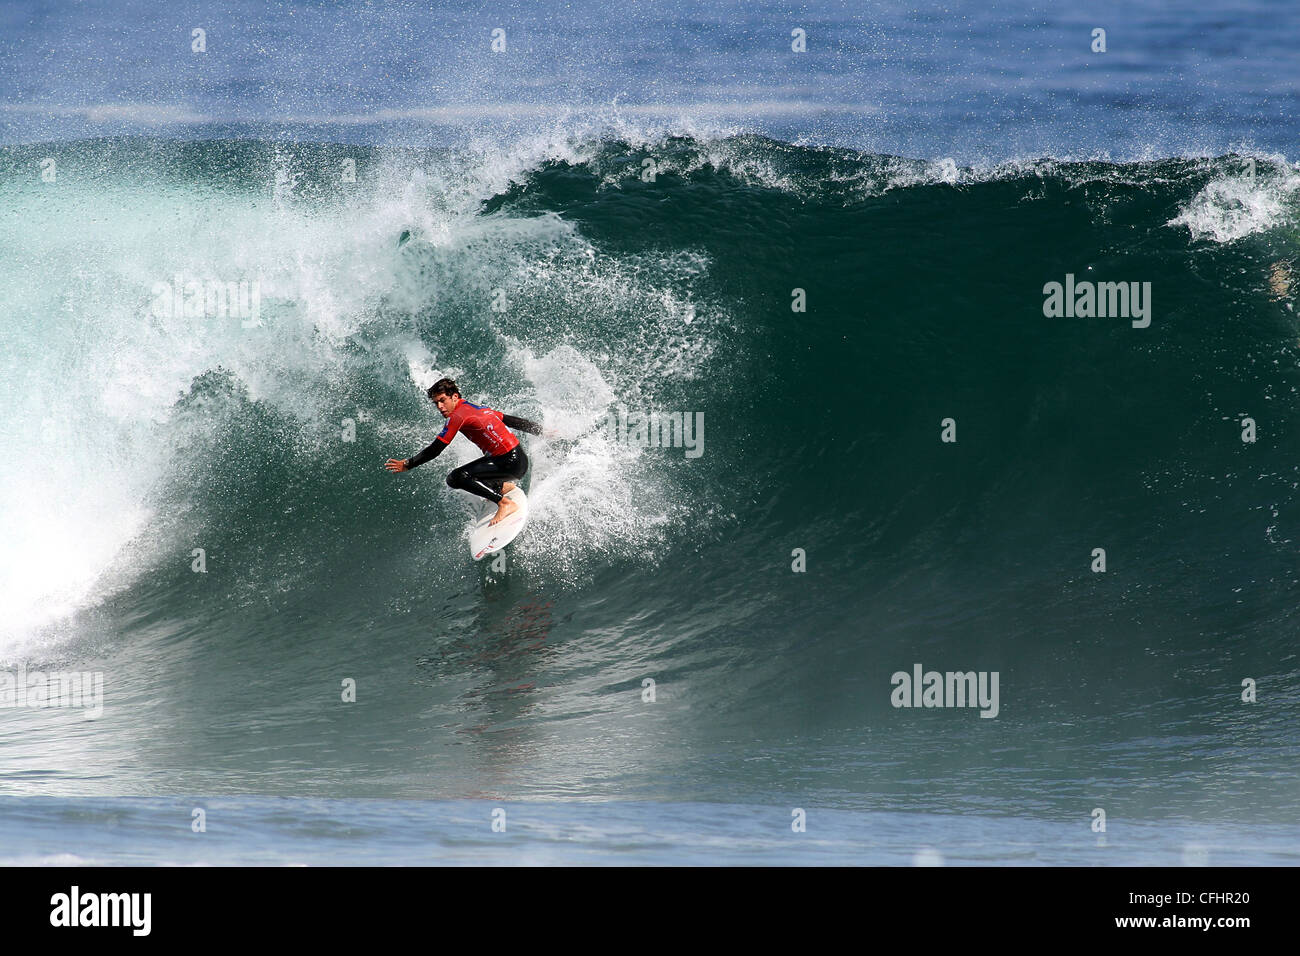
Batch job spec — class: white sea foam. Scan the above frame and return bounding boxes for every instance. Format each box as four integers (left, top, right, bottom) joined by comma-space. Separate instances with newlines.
1167, 156, 1300, 243
1, 131, 733, 648
0, 172, 384, 653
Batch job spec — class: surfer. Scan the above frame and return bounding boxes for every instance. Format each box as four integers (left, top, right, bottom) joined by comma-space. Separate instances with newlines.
386, 378, 543, 525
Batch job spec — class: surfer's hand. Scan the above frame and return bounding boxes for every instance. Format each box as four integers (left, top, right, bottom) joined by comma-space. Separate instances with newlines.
542, 428, 562, 440
385, 458, 409, 473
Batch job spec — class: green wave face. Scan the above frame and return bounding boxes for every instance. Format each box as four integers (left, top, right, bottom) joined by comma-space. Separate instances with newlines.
3, 137, 1299, 811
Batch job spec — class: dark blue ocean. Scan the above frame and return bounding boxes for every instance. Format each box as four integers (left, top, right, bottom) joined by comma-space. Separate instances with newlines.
1, 0, 1298, 865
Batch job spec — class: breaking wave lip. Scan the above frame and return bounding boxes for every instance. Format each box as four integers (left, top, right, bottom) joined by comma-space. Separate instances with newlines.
1166, 155, 1300, 243
555, 132, 1298, 209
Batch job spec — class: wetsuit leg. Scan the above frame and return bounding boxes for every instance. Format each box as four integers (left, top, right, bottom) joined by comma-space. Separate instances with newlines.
446, 447, 528, 503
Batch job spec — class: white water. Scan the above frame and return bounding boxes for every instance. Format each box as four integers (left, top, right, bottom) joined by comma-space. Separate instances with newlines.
0, 136, 728, 654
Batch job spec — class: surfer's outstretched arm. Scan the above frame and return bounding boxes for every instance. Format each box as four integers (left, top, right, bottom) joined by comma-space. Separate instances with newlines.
405, 438, 447, 469
502, 414, 542, 436
385, 438, 446, 472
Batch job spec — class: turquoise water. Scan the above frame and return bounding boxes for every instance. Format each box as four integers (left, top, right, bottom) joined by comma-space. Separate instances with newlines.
4, 798, 1297, 866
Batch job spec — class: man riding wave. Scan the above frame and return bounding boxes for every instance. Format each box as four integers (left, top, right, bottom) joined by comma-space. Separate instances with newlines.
385, 378, 543, 525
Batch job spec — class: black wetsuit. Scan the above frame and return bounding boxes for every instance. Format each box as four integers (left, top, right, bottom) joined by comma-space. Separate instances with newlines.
405, 412, 541, 504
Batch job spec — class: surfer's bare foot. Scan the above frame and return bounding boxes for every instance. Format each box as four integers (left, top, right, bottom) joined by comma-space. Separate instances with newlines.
501, 481, 517, 495
490, 496, 518, 525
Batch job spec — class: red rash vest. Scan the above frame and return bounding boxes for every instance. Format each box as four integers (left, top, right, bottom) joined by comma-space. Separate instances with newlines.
434, 401, 520, 456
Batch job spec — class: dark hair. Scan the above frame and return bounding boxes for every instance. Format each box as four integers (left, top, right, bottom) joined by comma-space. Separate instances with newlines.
427, 378, 460, 399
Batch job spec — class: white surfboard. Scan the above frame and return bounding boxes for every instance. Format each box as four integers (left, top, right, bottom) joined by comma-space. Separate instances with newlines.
468, 487, 529, 561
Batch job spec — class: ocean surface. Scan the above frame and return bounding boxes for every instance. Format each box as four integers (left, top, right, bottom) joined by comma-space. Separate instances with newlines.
2, 0, 1299, 865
